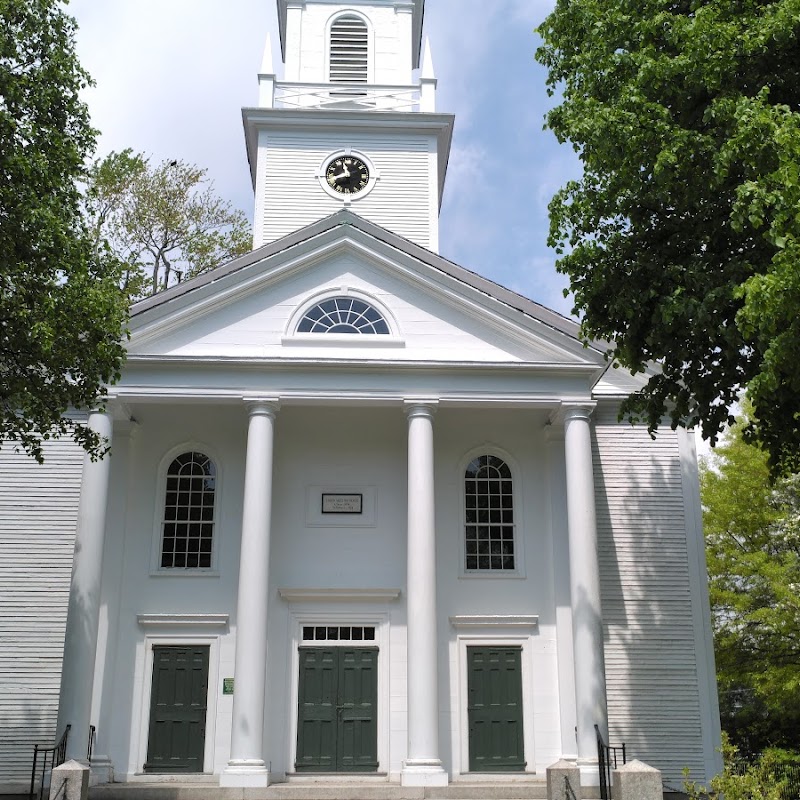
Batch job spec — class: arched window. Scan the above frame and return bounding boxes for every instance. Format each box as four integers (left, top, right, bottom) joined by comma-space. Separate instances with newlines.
160, 451, 216, 569
329, 14, 369, 85
297, 297, 390, 334
465, 455, 515, 571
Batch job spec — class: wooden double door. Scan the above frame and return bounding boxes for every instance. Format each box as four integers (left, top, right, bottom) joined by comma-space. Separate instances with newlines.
144, 645, 209, 773
467, 646, 526, 772
296, 647, 378, 772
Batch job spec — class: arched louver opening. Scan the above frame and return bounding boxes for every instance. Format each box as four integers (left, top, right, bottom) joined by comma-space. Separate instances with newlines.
330, 14, 369, 85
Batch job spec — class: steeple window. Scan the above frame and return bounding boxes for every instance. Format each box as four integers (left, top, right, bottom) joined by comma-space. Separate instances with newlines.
329, 14, 369, 85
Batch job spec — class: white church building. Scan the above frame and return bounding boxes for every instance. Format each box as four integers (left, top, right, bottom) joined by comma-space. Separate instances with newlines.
0, 0, 721, 793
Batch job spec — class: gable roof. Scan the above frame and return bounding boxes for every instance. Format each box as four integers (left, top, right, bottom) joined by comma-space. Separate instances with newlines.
131, 209, 604, 357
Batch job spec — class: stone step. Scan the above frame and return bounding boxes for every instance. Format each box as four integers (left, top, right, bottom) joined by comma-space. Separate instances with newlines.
88, 780, 552, 800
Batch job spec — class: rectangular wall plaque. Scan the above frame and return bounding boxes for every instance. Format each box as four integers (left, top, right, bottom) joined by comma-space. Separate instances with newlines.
222, 678, 234, 695
322, 493, 363, 514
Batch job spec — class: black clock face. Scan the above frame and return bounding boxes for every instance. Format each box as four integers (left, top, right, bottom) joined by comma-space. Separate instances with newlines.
326, 156, 369, 195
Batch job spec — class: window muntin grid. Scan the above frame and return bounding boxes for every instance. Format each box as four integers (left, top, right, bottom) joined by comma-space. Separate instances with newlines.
160, 451, 216, 569
330, 15, 369, 85
302, 625, 376, 642
297, 297, 390, 334
465, 455, 515, 571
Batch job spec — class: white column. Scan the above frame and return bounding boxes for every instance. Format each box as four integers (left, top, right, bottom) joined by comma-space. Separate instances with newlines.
562, 403, 608, 769
401, 401, 447, 787
57, 409, 114, 763
221, 400, 278, 788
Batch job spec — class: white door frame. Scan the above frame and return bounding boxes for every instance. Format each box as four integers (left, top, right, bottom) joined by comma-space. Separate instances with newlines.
284, 603, 391, 775
131, 614, 227, 779
450, 616, 539, 778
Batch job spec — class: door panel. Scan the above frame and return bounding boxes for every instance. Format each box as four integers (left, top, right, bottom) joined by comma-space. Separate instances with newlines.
468, 646, 525, 772
296, 648, 337, 771
296, 647, 378, 772
338, 648, 378, 771
145, 645, 209, 773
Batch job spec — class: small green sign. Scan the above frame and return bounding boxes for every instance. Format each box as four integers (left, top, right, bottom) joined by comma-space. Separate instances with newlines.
223, 678, 234, 695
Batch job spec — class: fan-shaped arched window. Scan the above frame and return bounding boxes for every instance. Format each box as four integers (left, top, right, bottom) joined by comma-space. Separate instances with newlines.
330, 14, 369, 85
297, 297, 390, 334
160, 451, 216, 569
465, 455, 515, 571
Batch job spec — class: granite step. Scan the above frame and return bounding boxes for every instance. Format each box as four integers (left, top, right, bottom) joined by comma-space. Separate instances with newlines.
88, 779, 552, 800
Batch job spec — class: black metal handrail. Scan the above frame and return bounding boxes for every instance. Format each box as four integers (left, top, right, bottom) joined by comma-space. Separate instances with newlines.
29, 724, 70, 800
596, 724, 626, 800
88, 725, 96, 762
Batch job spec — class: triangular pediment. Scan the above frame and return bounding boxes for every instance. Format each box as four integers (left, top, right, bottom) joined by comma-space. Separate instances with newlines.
128, 212, 605, 370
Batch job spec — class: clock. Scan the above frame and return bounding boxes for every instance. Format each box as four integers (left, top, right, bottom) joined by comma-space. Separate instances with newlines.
325, 155, 370, 195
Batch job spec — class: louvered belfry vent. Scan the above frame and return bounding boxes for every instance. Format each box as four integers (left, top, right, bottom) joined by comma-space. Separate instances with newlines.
330, 15, 369, 84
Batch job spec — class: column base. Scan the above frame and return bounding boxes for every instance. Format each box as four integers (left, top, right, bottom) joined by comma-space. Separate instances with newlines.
401, 759, 448, 787
576, 758, 601, 786
219, 760, 270, 788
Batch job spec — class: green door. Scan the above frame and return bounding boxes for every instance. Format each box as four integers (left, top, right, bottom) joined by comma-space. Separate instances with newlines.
467, 646, 525, 772
144, 645, 209, 773
296, 647, 378, 772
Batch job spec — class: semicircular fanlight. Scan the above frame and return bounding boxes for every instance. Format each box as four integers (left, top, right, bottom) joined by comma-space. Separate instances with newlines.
297, 297, 390, 335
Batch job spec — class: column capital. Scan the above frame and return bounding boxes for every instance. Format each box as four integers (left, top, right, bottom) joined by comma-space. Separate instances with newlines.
404, 399, 438, 420
243, 397, 280, 418
550, 401, 597, 427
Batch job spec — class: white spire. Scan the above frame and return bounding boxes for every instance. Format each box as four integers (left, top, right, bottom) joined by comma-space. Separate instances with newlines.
420, 37, 436, 112
258, 32, 276, 108
421, 37, 436, 80
260, 32, 275, 76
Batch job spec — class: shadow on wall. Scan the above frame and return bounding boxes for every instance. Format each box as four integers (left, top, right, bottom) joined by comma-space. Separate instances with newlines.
592, 422, 705, 787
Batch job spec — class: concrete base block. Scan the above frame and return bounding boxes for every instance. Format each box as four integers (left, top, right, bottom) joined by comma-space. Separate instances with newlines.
218, 763, 270, 788
546, 759, 580, 800
400, 760, 449, 787
612, 759, 662, 800
49, 760, 90, 800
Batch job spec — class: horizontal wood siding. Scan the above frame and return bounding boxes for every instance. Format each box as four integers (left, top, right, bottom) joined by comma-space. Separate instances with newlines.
593, 418, 705, 784
0, 436, 83, 789
261, 133, 431, 248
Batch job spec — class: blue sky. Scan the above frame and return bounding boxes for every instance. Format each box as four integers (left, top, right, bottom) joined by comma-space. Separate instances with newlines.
69, 0, 580, 316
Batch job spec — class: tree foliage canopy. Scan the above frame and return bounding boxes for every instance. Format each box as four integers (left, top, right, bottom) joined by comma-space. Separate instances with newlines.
701, 414, 800, 753
536, 0, 800, 472
0, 0, 127, 461
85, 150, 251, 300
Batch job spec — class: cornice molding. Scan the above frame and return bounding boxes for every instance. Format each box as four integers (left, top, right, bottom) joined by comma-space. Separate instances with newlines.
449, 615, 539, 629
137, 613, 229, 629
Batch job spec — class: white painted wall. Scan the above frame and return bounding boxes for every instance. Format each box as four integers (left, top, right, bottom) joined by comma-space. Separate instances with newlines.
255, 131, 436, 249
593, 404, 720, 785
0, 429, 85, 792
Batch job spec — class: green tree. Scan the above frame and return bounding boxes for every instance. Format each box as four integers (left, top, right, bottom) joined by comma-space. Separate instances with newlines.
701, 416, 800, 753
535, 0, 800, 473
0, 0, 127, 462
85, 150, 251, 299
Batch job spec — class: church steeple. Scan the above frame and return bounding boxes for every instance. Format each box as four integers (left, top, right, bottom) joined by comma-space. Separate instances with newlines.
243, 0, 454, 252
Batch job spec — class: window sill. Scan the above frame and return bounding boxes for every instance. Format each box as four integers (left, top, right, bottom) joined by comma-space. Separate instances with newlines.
281, 335, 405, 348
149, 568, 220, 578
458, 571, 527, 580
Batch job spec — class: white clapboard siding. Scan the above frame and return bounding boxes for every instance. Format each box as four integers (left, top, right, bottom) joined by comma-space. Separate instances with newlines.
0, 433, 84, 790
260, 133, 432, 248
593, 419, 706, 784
